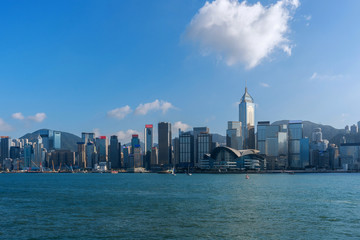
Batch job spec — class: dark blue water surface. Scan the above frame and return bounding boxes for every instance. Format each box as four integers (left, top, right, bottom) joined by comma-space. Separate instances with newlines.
1, 173, 360, 239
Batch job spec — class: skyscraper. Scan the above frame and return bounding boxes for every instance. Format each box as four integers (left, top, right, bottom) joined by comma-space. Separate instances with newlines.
193, 127, 209, 166
34, 135, 44, 168
96, 136, 108, 163
197, 132, 212, 168
239, 86, 255, 149
53, 131, 61, 150
131, 135, 140, 154
179, 131, 194, 167
288, 121, 304, 168
82, 132, 95, 144
0, 136, 10, 166
144, 124, 153, 169
77, 142, 86, 168
109, 135, 120, 169
226, 121, 242, 150
158, 122, 172, 166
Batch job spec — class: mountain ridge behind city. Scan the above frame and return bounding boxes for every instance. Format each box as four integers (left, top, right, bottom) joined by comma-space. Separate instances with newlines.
19, 121, 347, 152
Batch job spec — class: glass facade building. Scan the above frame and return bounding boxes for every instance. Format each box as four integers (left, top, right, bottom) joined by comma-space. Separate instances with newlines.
109, 135, 120, 169
288, 121, 303, 169
53, 131, 61, 150
179, 132, 194, 167
226, 121, 242, 150
158, 122, 172, 166
239, 87, 255, 149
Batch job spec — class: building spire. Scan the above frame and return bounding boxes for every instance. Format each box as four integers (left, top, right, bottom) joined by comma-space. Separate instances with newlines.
245, 79, 247, 92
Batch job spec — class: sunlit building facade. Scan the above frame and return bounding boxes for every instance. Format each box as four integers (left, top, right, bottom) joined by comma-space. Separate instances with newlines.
239, 87, 255, 149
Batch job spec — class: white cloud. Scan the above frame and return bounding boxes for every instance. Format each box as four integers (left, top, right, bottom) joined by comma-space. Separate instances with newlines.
28, 113, 46, 122
260, 82, 270, 88
0, 118, 13, 131
185, 0, 299, 68
173, 121, 191, 133
93, 128, 101, 138
310, 72, 345, 81
304, 15, 311, 21
115, 129, 142, 143
107, 105, 132, 120
134, 100, 175, 115
12, 112, 25, 120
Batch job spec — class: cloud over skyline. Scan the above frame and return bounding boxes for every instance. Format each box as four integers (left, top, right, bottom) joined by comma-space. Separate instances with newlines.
115, 129, 142, 143
12, 112, 25, 120
134, 100, 175, 115
28, 113, 47, 123
107, 105, 132, 120
173, 121, 191, 133
186, 0, 299, 68
12, 112, 47, 123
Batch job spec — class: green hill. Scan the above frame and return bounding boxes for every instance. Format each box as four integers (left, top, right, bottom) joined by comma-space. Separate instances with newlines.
20, 129, 81, 152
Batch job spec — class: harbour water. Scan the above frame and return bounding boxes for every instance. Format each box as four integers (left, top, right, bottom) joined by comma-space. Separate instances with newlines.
1, 173, 360, 239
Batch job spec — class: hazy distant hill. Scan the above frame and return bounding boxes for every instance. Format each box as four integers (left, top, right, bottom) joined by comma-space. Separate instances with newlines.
212, 133, 226, 144
272, 120, 344, 143
20, 129, 81, 152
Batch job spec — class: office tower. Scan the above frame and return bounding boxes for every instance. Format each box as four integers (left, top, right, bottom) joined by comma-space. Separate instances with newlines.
310, 128, 329, 168
256, 121, 288, 170
158, 122, 172, 166
24, 144, 33, 168
345, 125, 350, 134
133, 146, 142, 168
109, 135, 120, 169
122, 145, 130, 168
131, 135, 140, 154
312, 128, 323, 142
197, 132, 212, 168
0, 136, 10, 165
82, 132, 95, 144
10, 146, 20, 159
288, 121, 309, 169
144, 124, 153, 169
179, 131, 194, 167
86, 142, 96, 169
53, 131, 61, 150
151, 147, 158, 166
173, 137, 180, 166
239, 86, 255, 149
350, 124, 358, 135
193, 127, 209, 167
144, 124, 153, 153
77, 142, 86, 168
328, 144, 340, 170
33, 135, 44, 168
226, 121, 242, 150
96, 136, 108, 163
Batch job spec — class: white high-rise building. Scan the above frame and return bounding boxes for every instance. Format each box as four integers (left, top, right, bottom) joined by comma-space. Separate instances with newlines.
239, 86, 255, 149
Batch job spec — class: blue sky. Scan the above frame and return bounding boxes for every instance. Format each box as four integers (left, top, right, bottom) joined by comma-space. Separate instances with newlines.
0, 0, 359, 141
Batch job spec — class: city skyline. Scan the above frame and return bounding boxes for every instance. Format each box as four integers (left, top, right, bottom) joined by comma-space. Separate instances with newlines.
1, 0, 360, 140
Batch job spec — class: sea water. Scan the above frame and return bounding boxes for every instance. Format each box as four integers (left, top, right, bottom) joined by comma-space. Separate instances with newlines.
1, 173, 360, 239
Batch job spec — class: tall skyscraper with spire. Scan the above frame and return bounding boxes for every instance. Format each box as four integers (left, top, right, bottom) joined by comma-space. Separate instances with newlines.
239, 84, 255, 149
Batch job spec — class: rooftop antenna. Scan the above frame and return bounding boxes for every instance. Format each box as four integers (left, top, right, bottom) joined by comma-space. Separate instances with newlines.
245, 79, 247, 92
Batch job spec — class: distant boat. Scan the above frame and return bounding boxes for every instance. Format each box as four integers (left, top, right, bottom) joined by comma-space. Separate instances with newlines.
187, 166, 192, 176
171, 167, 176, 176
245, 174, 249, 179
111, 170, 118, 174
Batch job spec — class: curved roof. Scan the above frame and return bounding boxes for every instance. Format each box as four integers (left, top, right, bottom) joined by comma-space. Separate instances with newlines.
240, 87, 254, 103
210, 146, 261, 159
